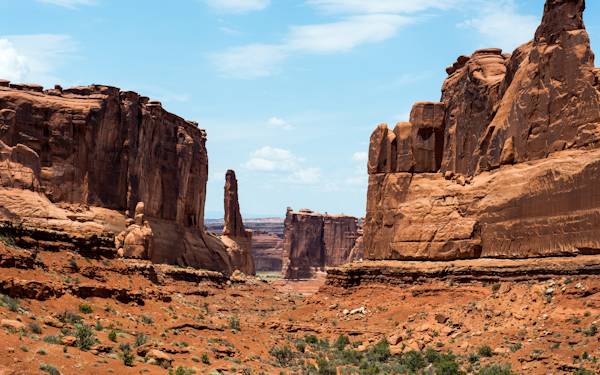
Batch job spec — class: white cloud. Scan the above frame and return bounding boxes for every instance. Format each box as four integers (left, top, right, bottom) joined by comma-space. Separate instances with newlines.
306, 0, 461, 15
37, 0, 96, 8
204, 0, 270, 13
458, 0, 538, 52
267, 116, 294, 130
352, 151, 368, 163
0, 40, 28, 82
287, 15, 412, 54
288, 167, 321, 184
210, 44, 286, 79
244, 146, 303, 172
0, 34, 76, 85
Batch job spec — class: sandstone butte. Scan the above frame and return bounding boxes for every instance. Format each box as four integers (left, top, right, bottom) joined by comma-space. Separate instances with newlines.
364, 0, 600, 262
0, 82, 253, 276
282, 208, 362, 279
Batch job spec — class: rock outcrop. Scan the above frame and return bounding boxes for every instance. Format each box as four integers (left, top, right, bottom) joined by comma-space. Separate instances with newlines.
0, 83, 232, 273
282, 208, 359, 279
221, 170, 255, 275
365, 0, 600, 261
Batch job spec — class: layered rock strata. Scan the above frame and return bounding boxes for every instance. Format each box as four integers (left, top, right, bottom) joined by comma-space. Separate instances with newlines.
365, 0, 600, 261
221, 170, 255, 275
0, 83, 232, 273
282, 209, 359, 279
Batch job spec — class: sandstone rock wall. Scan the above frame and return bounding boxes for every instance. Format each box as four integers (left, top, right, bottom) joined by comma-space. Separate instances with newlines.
0, 83, 232, 273
365, 0, 600, 261
282, 209, 359, 279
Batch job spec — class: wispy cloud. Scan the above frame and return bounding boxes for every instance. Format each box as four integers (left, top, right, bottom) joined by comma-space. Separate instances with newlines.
0, 34, 77, 85
267, 117, 294, 131
243, 146, 321, 184
287, 14, 412, 54
458, 0, 538, 51
37, 0, 96, 8
210, 44, 286, 79
306, 0, 461, 15
204, 0, 270, 13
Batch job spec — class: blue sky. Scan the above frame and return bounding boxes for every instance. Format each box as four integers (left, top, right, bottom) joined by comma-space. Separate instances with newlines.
1, 0, 600, 218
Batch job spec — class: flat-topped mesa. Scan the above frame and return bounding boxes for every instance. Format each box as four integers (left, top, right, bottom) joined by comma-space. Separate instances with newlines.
364, 0, 600, 262
221, 170, 255, 275
282, 208, 359, 279
0, 82, 233, 274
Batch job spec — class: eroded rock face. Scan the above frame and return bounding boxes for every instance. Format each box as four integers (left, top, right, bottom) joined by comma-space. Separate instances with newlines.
221, 170, 255, 275
0, 84, 232, 273
365, 0, 600, 261
282, 209, 359, 279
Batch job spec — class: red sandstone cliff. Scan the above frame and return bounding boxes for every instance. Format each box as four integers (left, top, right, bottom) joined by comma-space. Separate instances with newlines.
0, 83, 232, 273
365, 0, 600, 261
282, 208, 359, 279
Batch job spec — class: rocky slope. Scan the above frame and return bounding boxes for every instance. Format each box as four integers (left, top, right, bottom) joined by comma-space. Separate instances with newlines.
0, 83, 232, 273
365, 0, 600, 261
282, 209, 361, 279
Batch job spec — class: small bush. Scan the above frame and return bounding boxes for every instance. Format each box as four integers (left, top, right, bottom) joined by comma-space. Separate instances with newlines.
583, 324, 598, 337
37, 349, 47, 355
29, 322, 42, 334
79, 303, 93, 314
367, 339, 390, 363
108, 329, 118, 342
134, 333, 148, 347
509, 342, 522, 352
0, 294, 20, 312
74, 324, 96, 350
120, 344, 134, 367
334, 334, 350, 351
201, 352, 210, 364
573, 368, 595, 375
169, 367, 196, 375
40, 364, 60, 375
491, 283, 501, 293
229, 316, 240, 331
58, 311, 82, 324
141, 315, 154, 324
270, 345, 294, 367
477, 364, 516, 375
401, 350, 426, 372
305, 335, 319, 345
478, 345, 494, 357
94, 321, 103, 331
295, 339, 306, 353
43, 335, 61, 345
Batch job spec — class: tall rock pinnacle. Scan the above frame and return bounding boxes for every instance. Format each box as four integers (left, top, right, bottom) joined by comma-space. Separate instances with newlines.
223, 170, 246, 238
534, 0, 585, 43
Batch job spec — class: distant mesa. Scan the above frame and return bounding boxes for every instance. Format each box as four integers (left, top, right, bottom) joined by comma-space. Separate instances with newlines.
282, 208, 362, 279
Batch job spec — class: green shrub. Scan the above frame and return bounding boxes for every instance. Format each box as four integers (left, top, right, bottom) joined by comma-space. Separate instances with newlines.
141, 315, 154, 324
120, 344, 134, 367
0, 294, 20, 312
229, 315, 241, 331
316, 356, 336, 375
295, 339, 306, 353
334, 335, 350, 351
270, 345, 294, 367
305, 335, 319, 345
57, 311, 82, 324
39, 364, 60, 375
134, 333, 147, 347
108, 329, 118, 342
477, 364, 516, 375
169, 367, 196, 375
28, 322, 42, 334
43, 335, 61, 345
401, 350, 426, 372
478, 345, 494, 357
573, 368, 595, 375
509, 342, 522, 352
74, 323, 96, 350
79, 303, 93, 314
201, 352, 210, 364
365, 339, 390, 364
583, 324, 597, 337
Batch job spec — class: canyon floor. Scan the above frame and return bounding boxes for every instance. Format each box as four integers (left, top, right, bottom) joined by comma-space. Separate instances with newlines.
0, 243, 599, 375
